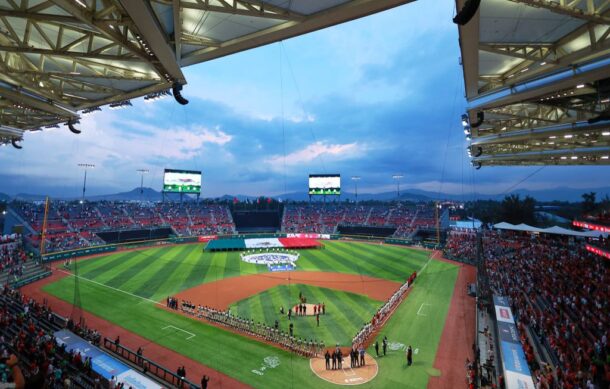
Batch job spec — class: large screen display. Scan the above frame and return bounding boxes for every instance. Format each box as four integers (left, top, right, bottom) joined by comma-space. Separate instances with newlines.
163, 169, 201, 193
309, 174, 341, 195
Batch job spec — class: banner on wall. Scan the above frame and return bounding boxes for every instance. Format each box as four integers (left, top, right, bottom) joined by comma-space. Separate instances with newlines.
492, 296, 535, 389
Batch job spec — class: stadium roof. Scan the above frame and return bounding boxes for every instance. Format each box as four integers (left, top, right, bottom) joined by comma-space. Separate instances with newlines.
457, 0, 610, 166
0, 0, 414, 145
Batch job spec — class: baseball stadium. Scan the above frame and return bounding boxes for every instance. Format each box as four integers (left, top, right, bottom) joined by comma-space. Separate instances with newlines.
0, 1, 609, 389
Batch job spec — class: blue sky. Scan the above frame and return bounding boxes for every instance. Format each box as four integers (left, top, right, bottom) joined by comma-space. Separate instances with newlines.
0, 0, 608, 198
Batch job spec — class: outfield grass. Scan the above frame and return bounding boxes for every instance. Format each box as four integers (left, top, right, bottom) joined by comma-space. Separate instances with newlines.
230, 284, 382, 346
65, 241, 429, 301
43, 242, 458, 388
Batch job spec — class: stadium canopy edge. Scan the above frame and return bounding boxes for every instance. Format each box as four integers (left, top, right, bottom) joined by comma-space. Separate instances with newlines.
456, 0, 610, 167
0, 0, 415, 145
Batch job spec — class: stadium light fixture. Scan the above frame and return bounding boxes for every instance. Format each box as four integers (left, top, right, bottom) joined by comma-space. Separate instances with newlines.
82, 107, 102, 116
78, 163, 95, 203
109, 100, 132, 110
137, 169, 149, 195
461, 114, 469, 127
351, 176, 361, 202
144, 90, 171, 102
392, 174, 404, 199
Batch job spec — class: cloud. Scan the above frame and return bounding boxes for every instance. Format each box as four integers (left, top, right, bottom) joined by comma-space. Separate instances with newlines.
265, 141, 361, 167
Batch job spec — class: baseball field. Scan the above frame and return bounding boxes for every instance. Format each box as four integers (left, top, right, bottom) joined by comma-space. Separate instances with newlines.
38, 241, 463, 388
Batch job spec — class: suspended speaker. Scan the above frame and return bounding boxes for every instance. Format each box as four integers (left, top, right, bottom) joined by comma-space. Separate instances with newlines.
68, 120, 81, 134
453, 0, 481, 26
471, 111, 484, 128
11, 139, 22, 149
475, 146, 483, 157
172, 83, 189, 105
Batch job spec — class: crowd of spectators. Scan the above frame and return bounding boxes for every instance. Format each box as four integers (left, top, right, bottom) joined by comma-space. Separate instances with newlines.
0, 286, 105, 388
11, 201, 236, 253
0, 237, 27, 283
449, 229, 609, 389
282, 203, 427, 236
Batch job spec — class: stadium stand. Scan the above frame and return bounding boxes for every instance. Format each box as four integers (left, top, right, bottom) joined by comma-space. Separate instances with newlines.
8, 201, 439, 253
8, 201, 236, 253
449, 230, 610, 389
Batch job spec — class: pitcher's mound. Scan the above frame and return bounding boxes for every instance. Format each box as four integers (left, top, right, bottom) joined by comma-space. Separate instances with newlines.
310, 353, 378, 385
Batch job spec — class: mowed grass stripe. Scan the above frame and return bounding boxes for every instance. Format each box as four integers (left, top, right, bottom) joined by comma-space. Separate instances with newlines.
304, 286, 351, 344
103, 247, 177, 288
316, 287, 372, 332
130, 245, 194, 298
358, 243, 429, 272
320, 244, 396, 280
180, 251, 214, 291
149, 245, 205, 300
304, 248, 355, 274
222, 251, 243, 280
79, 251, 139, 279
328, 243, 410, 280
202, 252, 228, 283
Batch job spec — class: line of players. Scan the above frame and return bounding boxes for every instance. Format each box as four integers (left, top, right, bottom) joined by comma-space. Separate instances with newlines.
176, 300, 324, 357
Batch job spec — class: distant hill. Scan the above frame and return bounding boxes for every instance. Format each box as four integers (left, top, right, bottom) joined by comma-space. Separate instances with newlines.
6, 185, 610, 203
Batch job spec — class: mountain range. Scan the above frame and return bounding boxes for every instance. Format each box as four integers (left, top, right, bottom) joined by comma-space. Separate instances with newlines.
1, 185, 609, 203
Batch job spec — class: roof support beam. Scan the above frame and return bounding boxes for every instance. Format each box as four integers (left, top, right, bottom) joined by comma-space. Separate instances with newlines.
181, 0, 416, 67
0, 85, 77, 118
118, 0, 185, 83
181, 0, 304, 21
0, 45, 141, 61
507, 0, 610, 24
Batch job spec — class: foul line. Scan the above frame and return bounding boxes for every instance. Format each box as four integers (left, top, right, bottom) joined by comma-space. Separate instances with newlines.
417, 303, 431, 316
162, 325, 196, 340
54, 267, 162, 306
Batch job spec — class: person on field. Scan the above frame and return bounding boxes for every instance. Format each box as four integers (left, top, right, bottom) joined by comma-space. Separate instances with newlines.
289, 322, 294, 336
374, 340, 380, 357
288, 308, 292, 320
322, 303, 326, 315
407, 345, 413, 366
201, 375, 210, 389
382, 336, 388, 356
350, 348, 355, 368
316, 313, 320, 327
337, 349, 343, 369
331, 350, 337, 370
325, 350, 331, 370
359, 345, 365, 366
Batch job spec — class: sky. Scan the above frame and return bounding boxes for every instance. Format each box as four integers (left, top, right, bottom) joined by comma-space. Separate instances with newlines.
0, 0, 609, 199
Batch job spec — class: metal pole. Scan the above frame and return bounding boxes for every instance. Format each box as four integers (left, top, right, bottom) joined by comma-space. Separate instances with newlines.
82, 169, 87, 202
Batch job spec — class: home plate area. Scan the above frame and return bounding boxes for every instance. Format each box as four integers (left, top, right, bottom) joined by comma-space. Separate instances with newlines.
310, 352, 378, 385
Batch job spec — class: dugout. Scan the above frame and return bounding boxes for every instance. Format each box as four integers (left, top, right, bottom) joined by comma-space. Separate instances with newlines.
96, 227, 173, 244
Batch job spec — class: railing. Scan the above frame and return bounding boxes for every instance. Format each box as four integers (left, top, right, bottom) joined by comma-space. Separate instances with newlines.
103, 338, 199, 389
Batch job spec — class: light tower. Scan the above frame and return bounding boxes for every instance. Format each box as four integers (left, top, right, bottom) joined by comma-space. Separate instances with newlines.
351, 176, 361, 203
136, 169, 149, 196
392, 174, 404, 199
77, 163, 95, 203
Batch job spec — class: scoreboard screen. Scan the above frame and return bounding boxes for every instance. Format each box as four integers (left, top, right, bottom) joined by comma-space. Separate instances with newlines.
163, 169, 201, 193
309, 174, 341, 195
